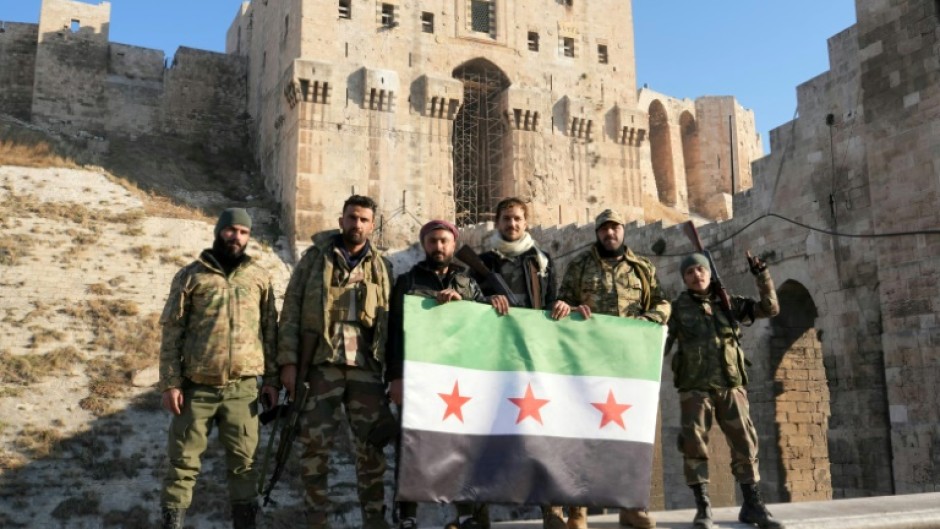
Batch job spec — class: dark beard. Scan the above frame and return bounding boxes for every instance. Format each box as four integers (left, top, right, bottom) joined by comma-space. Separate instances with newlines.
211, 236, 247, 274
426, 252, 451, 270
595, 240, 625, 258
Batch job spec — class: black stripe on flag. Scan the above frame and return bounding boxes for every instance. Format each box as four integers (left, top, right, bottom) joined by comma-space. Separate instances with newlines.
397, 429, 653, 508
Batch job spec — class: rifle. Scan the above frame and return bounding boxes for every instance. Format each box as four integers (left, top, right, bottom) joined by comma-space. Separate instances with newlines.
680, 221, 740, 341
455, 244, 521, 307
259, 331, 315, 506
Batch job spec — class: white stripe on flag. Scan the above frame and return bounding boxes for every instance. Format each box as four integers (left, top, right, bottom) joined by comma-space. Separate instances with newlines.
402, 360, 660, 444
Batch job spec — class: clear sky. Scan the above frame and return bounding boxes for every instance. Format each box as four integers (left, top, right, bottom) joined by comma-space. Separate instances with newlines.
2, 1, 857, 154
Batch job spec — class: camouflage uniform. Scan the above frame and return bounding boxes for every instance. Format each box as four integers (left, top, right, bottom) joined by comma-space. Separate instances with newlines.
558, 245, 670, 323
668, 268, 778, 485
158, 250, 278, 509
557, 243, 669, 528
278, 235, 393, 528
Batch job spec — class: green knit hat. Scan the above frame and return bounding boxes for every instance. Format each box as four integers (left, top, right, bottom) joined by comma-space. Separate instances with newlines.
680, 253, 709, 276
215, 208, 253, 237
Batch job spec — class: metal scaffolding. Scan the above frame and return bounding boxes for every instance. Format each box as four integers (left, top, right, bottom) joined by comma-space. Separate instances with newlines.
452, 64, 508, 226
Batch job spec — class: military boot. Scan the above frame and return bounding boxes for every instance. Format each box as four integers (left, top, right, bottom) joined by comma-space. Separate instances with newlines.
161, 506, 186, 529
618, 508, 655, 528
690, 484, 713, 529
566, 506, 587, 529
232, 501, 259, 529
542, 506, 566, 529
738, 483, 785, 529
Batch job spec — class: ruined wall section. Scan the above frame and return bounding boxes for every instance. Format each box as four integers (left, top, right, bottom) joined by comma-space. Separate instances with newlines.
856, 0, 940, 495
637, 90, 762, 222
160, 47, 250, 155
105, 43, 164, 136
31, 0, 111, 134
0, 22, 39, 120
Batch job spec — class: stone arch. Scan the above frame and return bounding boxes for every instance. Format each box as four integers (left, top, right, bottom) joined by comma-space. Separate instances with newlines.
648, 100, 676, 206
766, 280, 832, 502
680, 111, 703, 214
452, 58, 511, 225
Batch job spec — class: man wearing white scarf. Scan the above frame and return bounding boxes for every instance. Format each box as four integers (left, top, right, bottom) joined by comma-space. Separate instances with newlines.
462, 197, 562, 529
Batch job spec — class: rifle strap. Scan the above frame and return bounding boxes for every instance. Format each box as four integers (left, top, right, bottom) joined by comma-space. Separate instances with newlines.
527, 259, 542, 309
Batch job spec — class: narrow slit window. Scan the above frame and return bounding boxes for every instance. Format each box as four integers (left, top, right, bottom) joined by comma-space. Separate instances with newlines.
421, 12, 434, 33
381, 4, 396, 28
562, 37, 575, 58
527, 32, 539, 52
598, 44, 608, 64
339, 0, 352, 19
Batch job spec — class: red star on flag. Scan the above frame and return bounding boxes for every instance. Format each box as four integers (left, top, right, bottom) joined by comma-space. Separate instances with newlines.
508, 383, 550, 424
591, 389, 632, 429
438, 381, 472, 422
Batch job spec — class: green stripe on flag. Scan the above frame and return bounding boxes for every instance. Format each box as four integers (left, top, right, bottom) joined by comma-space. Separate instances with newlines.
403, 295, 664, 381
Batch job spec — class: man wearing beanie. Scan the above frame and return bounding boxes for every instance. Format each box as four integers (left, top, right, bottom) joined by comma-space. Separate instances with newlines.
386, 219, 486, 529
158, 207, 279, 529
553, 209, 670, 529
277, 195, 394, 529
667, 252, 784, 529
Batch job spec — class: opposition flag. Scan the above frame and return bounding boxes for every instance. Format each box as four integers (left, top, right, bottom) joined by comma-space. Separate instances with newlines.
397, 295, 665, 508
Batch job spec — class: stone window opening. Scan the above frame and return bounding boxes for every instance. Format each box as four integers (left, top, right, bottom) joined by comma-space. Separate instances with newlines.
470, 0, 495, 36
421, 12, 434, 33
527, 31, 539, 51
0, 21, 7, 33
339, 0, 352, 19
597, 44, 608, 64
562, 37, 575, 58
564, 0, 573, 6
70, 19, 80, 33
381, 4, 397, 28
283, 15, 289, 46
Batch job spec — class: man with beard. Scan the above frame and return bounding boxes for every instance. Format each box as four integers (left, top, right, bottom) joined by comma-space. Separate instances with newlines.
469, 197, 561, 529
552, 209, 671, 529
158, 208, 279, 529
386, 219, 485, 529
277, 195, 394, 529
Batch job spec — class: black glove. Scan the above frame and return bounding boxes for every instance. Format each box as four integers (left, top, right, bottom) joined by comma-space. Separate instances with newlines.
746, 251, 767, 276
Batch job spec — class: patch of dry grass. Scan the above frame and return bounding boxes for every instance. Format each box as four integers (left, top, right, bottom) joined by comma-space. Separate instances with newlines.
51, 491, 100, 520
28, 326, 65, 349
0, 191, 146, 227
0, 234, 34, 266
0, 346, 84, 385
86, 283, 112, 296
128, 245, 154, 260
14, 425, 62, 459
0, 139, 79, 169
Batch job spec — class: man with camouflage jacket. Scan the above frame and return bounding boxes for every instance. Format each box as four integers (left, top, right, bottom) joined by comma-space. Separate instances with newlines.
552, 209, 670, 529
277, 195, 394, 529
667, 252, 784, 529
158, 208, 279, 529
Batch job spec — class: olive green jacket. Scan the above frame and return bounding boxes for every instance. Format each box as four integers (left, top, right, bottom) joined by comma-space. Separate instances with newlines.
277, 237, 392, 368
668, 269, 778, 391
158, 251, 278, 392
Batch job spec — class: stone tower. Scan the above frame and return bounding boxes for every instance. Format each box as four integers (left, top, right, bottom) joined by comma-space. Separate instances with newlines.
226, 0, 761, 253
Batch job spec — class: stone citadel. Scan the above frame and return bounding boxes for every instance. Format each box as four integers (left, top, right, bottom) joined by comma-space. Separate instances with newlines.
1, 0, 939, 519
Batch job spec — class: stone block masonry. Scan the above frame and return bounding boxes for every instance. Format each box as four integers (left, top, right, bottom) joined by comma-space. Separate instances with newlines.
0, 22, 38, 120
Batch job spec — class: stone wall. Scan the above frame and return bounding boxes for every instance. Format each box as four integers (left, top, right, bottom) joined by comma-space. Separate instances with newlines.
160, 47, 250, 154
31, 0, 111, 134
105, 43, 164, 136
226, 0, 763, 256
857, 0, 940, 495
0, 22, 38, 120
